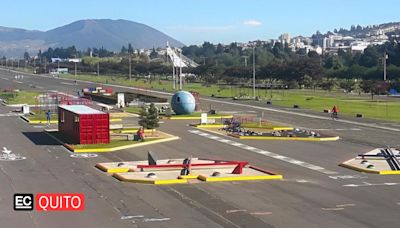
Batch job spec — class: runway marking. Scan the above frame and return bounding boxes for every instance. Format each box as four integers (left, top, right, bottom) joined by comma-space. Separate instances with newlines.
296, 179, 309, 183
0, 147, 26, 161
329, 175, 367, 180
343, 182, 400, 187
226, 209, 272, 216
143, 218, 171, 222
14, 80, 23, 84
312, 128, 361, 131
188, 129, 339, 175
121, 215, 144, 220
0, 77, 9, 80
322, 207, 345, 211
226, 209, 247, 214
249, 212, 272, 215
336, 204, 355, 208
70, 153, 98, 158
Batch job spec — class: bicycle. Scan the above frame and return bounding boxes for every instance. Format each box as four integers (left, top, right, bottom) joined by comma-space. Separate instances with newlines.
331, 112, 338, 120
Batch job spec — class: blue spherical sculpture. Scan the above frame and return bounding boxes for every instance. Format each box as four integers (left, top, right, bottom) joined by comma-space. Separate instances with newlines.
171, 91, 196, 115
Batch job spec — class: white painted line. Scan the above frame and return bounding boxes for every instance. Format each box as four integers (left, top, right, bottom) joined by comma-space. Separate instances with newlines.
336, 204, 355, 208
322, 207, 345, 211
231, 143, 243, 146
273, 155, 288, 160
343, 182, 400, 187
70, 153, 98, 158
208, 136, 220, 139
312, 128, 361, 131
143, 218, 171, 222
329, 175, 367, 180
189, 130, 339, 175
244, 146, 256, 150
121, 215, 144, 220
226, 209, 247, 214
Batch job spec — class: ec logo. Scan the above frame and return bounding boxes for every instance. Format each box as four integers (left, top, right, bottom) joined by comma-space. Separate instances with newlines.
14, 193, 84, 211
14, 194, 34, 211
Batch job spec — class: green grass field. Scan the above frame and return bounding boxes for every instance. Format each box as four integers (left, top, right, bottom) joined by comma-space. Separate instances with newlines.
27, 113, 58, 121
123, 106, 142, 114
267, 90, 400, 122
0, 91, 40, 105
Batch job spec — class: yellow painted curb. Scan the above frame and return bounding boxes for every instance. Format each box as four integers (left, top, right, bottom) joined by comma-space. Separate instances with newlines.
198, 174, 283, 182
271, 127, 294, 130
110, 118, 122, 122
21, 115, 58, 124
339, 162, 380, 174
162, 115, 233, 120
379, 170, 400, 175
195, 124, 225, 128
28, 120, 58, 124
178, 174, 199, 179
95, 164, 130, 173
109, 113, 132, 118
73, 136, 180, 153
229, 134, 339, 141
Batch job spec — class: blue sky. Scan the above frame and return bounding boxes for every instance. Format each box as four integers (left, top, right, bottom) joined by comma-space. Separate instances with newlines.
2, 0, 400, 45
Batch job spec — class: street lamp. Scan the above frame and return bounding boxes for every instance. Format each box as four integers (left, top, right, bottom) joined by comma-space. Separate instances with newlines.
179, 49, 183, 90
252, 46, 256, 99
129, 54, 132, 81
383, 51, 388, 81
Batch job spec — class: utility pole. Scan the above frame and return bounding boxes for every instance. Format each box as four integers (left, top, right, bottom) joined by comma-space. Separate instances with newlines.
179, 50, 183, 90
97, 62, 100, 77
242, 56, 249, 67
172, 63, 176, 89
74, 62, 77, 78
383, 52, 388, 81
252, 46, 256, 99
128, 54, 131, 81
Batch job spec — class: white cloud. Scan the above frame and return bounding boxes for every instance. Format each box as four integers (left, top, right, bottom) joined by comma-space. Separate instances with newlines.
242, 20, 262, 27
166, 25, 234, 32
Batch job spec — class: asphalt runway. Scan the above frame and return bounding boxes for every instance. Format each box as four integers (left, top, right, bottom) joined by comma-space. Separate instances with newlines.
1, 68, 400, 227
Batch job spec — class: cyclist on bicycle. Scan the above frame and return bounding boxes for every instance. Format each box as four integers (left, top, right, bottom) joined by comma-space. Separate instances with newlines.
331, 105, 339, 119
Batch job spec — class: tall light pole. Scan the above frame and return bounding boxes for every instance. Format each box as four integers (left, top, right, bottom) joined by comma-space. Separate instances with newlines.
128, 54, 131, 81
383, 51, 388, 81
252, 46, 256, 99
97, 62, 100, 77
179, 50, 183, 90
172, 62, 176, 89
242, 56, 249, 67
74, 62, 77, 78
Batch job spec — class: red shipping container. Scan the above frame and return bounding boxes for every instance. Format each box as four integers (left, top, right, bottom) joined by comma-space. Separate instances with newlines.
58, 105, 110, 144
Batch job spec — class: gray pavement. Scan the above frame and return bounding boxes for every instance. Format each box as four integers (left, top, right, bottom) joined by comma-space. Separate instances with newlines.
1, 68, 400, 228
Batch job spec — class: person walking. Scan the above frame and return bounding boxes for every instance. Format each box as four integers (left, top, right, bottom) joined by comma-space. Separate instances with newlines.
46, 109, 52, 125
137, 126, 145, 141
